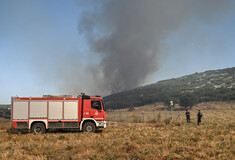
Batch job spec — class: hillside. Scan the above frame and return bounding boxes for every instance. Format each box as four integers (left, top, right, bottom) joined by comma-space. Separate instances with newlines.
0, 105, 10, 119
104, 67, 235, 109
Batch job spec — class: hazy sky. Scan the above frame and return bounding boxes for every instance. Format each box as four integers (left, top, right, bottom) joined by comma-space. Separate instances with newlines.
0, 0, 235, 103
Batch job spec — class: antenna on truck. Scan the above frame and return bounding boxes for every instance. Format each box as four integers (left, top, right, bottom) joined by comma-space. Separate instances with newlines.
79, 93, 90, 99
80, 93, 85, 96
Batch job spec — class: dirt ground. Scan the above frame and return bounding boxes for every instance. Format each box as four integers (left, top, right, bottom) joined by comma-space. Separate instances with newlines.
0, 109, 235, 160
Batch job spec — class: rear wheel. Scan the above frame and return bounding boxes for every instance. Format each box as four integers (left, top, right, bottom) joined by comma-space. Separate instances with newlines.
83, 122, 95, 132
31, 123, 46, 134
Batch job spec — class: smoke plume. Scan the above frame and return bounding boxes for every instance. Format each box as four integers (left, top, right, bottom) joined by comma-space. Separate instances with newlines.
78, 0, 230, 94
1, 0, 234, 104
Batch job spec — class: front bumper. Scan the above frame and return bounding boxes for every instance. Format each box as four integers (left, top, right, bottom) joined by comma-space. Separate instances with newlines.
97, 120, 107, 128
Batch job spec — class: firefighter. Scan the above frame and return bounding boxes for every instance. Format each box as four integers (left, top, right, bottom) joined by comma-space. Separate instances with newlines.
197, 110, 203, 125
185, 109, 190, 123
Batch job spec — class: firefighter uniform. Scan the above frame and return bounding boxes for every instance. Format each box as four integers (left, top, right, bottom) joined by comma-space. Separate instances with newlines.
197, 110, 203, 125
185, 110, 190, 123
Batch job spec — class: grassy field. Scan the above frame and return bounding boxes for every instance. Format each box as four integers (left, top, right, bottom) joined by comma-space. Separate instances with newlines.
0, 110, 235, 160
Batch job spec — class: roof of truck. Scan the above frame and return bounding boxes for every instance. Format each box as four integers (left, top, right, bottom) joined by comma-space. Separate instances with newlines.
12, 95, 103, 101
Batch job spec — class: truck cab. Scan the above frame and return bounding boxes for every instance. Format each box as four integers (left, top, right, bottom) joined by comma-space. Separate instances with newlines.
81, 96, 107, 132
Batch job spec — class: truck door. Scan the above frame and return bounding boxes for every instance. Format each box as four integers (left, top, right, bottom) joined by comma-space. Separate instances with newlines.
90, 100, 104, 121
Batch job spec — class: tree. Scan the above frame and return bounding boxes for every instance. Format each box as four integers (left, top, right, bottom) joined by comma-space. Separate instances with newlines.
180, 94, 198, 109
128, 106, 135, 111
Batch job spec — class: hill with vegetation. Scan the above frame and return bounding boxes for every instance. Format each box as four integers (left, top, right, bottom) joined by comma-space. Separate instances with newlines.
104, 67, 235, 109
0, 105, 11, 119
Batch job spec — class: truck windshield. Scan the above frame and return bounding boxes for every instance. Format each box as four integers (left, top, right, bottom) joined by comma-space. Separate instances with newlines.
102, 100, 106, 111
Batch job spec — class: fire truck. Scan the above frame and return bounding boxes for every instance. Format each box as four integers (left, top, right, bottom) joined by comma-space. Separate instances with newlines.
11, 94, 106, 134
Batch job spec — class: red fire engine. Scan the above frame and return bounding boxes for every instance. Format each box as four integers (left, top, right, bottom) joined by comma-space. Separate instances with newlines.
11, 94, 106, 134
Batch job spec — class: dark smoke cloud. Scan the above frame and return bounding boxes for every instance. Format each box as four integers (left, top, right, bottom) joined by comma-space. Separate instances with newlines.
78, 0, 230, 93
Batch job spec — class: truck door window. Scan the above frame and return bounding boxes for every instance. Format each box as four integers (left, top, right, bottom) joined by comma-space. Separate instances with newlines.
91, 101, 101, 110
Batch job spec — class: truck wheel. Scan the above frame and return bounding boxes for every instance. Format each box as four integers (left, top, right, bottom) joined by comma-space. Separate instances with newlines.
32, 123, 46, 134
83, 122, 95, 132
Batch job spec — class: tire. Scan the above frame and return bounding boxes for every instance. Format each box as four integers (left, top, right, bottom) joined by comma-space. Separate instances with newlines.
83, 122, 96, 133
31, 123, 46, 134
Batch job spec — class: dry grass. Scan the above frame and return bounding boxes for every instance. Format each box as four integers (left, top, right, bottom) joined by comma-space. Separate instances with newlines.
0, 110, 235, 159
107, 101, 235, 123
195, 101, 235, 110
